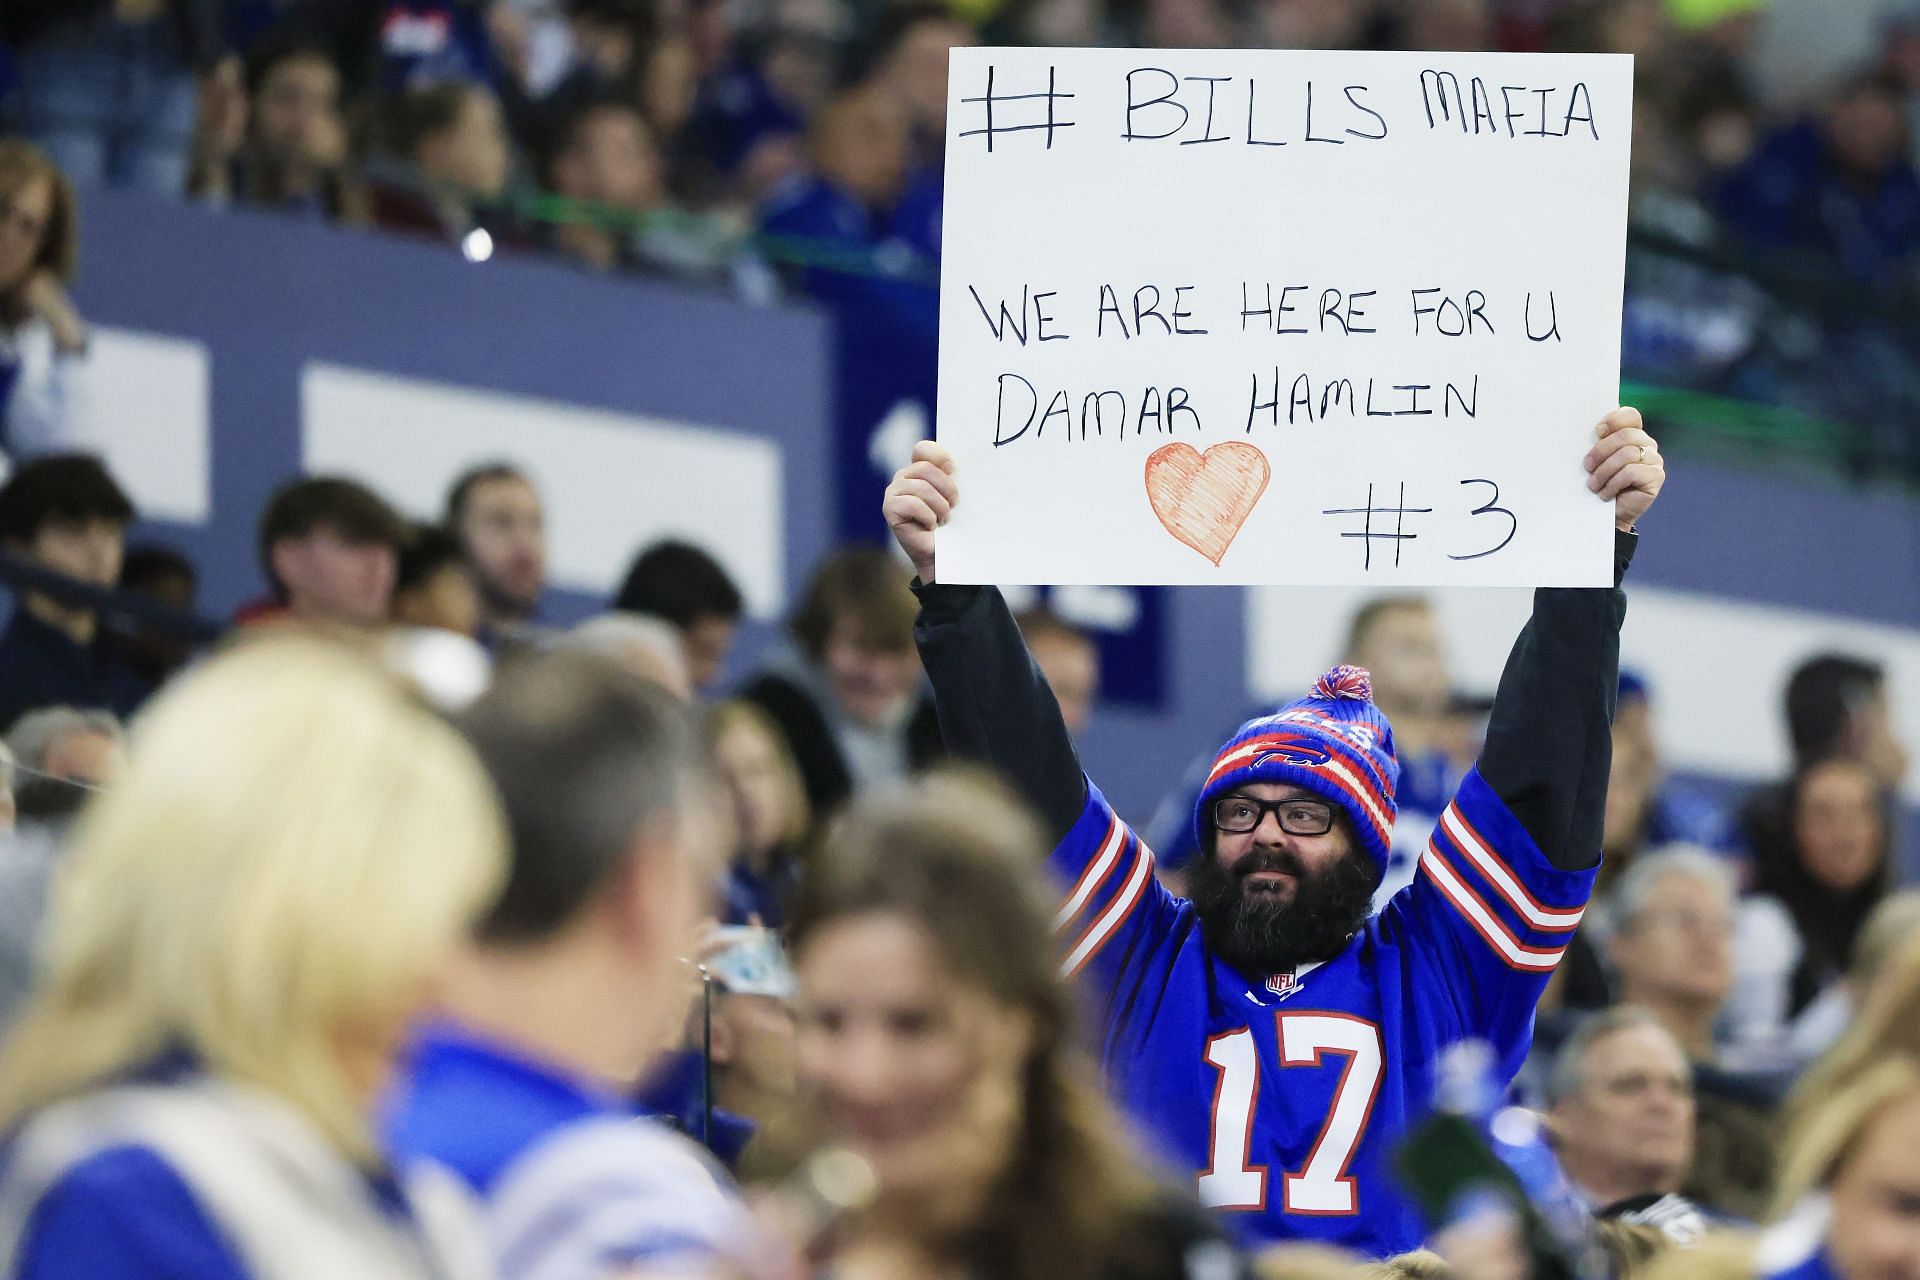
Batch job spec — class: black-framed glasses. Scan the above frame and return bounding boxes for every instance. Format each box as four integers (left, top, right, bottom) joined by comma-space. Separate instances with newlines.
1211, 795, 1336, 836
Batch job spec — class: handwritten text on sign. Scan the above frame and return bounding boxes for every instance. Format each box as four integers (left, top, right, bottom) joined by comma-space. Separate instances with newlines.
933, 49, 1632, 587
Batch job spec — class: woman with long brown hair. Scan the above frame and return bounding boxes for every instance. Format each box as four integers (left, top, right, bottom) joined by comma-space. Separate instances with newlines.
783, 771, 1252, 1280
0, 140, 88, 462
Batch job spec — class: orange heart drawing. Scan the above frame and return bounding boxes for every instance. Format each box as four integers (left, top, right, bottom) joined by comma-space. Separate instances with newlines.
1143, 442, 1271, 567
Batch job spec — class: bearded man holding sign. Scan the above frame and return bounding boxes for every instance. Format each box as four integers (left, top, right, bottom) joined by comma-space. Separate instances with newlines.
882, 408, 1664, 1256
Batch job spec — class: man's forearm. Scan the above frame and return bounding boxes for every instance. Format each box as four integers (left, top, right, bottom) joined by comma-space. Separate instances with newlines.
1476, 530, 1635, 870
913, 582, 1089, 844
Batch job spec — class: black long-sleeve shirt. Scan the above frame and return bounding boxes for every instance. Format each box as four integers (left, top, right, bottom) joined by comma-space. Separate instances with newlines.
914, 531, 1635, 871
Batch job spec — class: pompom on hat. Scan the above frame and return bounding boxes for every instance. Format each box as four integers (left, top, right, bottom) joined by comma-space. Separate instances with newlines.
1192, 664, 1401, 881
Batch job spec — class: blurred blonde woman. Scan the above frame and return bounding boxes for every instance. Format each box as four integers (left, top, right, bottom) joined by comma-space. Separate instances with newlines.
1652, 1055, 1920, 1280
0, 635, 506, 1280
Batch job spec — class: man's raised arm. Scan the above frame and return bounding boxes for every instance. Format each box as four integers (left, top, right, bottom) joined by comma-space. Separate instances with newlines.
885, 442, 1089, 844
1478, 407, 1667, 871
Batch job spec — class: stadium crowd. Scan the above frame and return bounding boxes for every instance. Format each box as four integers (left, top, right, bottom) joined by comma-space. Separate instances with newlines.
0, 1, 1916, 1279
0, 410, 1908, 1280
5, 0, 1920, 471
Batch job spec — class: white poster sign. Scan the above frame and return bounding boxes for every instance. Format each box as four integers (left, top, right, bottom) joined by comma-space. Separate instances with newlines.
935, 48, 1633, 586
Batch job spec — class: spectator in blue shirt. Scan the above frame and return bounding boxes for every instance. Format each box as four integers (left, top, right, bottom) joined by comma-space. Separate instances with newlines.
1716, 70, 1920, 281
0, 0, 219, 194
384, 650, 754, 1278
1606, 670, 1738, 874
0, 454, 147, 733
0, 634, 509, 1280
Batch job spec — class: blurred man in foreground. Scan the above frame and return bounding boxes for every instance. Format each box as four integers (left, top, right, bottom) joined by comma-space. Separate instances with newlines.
385, 651, 750, 1277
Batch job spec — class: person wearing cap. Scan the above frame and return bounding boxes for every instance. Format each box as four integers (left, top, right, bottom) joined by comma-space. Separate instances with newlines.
881, 407, 1666, 1257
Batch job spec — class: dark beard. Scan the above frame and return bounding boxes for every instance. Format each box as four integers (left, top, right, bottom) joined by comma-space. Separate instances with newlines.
1186, 844, 1378, 977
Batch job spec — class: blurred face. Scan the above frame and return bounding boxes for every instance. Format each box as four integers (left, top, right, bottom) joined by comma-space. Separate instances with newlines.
763, 38, 836, 115
1352, 604, 1448, 717
682, 614, 736, 691
0, 174, 51, 294
1891, 31, 1920, 91
273, 527, 398, 624
253, 54, 342, 165
1029, 629, 1099, 737
814, 91, 909, 208
644, 38, 699, 139
555, 107, 663, 211
714, 718, 792, 859
1599, 0, 1665, 56
715, 990, 797, 1101
1795, 760, 1886, 893
1551, 1024, 1695, 1202
1605, 698, 1659, 851
391, 562, 482, 637
1188, 782, 1377, 976
1612, 870, 1735, 1014
636, 797, 728, 1059
822, 623, 920, 728
1255, 0, 1370, 48
457, 476, 546, 622
1404, 0, 1491, 50
27, 516, 126, 589
796, 913, 1030, 1203
1829, 1088, 1920, 1280
1852, 691, 1911, 790
1828, 88, 1906, 180
41, 727, 123, 786
885, 19, 974, 133
427, 90, 510, 199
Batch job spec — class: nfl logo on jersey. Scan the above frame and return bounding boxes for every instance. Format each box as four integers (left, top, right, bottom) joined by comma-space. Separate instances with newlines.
1265, 972, 1297, 998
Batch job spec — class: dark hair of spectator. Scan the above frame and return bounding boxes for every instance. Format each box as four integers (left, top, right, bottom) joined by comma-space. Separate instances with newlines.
1753, 755, 1893, 1015
1786, 654, 1886, 763
119, 543, 197, 594
243, 31, 338, 98
445, 461, 532, 527
396, 523, 470, 593
615, 539, 743, 627
454, 650, 700, 944
540, 95, 649, 189
256, 476, 407, 600
379, 83, 482, 161
1341, 594, 1429, 663
787, 771, 1159, 1280
789, 545, 916, 659
0, 454, 134, 546
0, 140, 78, 328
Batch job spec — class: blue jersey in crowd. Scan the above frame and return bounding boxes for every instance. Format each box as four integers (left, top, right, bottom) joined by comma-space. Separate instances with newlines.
383, 1022, 751, 1280
1054, 769, 1594, 1257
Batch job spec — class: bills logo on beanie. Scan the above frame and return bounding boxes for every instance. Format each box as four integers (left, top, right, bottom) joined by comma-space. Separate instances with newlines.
1193, 664, 1401, 882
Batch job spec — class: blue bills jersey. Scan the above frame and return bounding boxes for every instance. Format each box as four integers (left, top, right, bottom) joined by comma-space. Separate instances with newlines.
1054, 768, 1595, 1257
